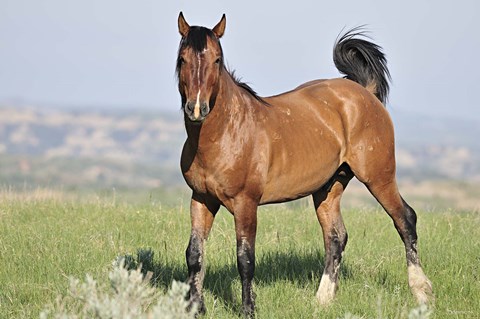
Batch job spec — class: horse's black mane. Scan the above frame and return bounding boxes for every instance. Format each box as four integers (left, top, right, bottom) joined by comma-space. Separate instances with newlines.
228, 70, 268, 105
176, 26, 267, 105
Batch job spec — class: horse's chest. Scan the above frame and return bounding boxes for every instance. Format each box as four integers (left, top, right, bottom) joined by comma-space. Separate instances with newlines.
183, 157, 245, 200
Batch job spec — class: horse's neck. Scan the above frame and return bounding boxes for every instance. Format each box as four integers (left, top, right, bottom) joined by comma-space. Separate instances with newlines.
217, 72, 252, 119
186, 70, 257, 140
186, 70, 258, 134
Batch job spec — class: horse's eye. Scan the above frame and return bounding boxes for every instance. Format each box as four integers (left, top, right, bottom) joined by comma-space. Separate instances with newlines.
214, 58, 221, 65
179, 57, 185, 65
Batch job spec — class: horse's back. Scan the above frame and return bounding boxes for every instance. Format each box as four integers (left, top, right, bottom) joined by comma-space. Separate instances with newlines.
265, 77, 393, 145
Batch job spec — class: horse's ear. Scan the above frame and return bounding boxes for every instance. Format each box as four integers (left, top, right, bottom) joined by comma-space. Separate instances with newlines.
212, 14, 226, 38
178, 12, 190, 37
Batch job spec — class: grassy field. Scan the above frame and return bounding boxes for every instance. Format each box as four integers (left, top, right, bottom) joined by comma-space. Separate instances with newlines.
0, 189, 479, 318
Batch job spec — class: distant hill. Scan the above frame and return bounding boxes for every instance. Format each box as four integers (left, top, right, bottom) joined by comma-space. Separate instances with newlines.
0, 105, 479, 189
0, 106, 186, 188
392, 110, 480, 151
391, 110, 480, 181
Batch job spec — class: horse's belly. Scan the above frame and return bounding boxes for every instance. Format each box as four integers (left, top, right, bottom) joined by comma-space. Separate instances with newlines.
259, 150, 340, 204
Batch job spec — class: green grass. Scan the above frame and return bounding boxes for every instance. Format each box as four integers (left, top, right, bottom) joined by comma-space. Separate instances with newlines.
0, 192, 479, 318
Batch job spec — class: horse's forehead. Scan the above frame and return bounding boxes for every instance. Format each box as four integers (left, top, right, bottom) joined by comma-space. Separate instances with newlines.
205, 36, 220, 48
183, 37, 220, 57
205, 41, 221, 57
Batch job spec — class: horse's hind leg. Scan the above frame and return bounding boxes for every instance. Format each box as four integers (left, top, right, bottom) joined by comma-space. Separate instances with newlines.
361, 175, 434, 304
312, 164, 353, 305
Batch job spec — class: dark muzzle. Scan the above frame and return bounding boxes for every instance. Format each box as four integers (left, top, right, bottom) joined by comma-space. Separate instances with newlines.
185, 100, 210, 122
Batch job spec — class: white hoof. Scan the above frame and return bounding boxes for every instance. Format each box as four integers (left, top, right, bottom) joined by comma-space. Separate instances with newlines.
316, 274, 337, 305
408, 264, 435, 305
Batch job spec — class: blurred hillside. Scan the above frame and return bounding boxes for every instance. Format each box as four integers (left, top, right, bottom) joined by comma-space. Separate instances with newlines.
0, 106, 185, 189
0, 105, 479, 191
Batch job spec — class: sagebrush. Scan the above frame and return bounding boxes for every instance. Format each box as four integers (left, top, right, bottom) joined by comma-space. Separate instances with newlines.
40, 255, 196, 319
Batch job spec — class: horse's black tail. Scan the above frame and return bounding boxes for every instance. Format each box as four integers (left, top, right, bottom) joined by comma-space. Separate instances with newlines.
333, 26, 391, 105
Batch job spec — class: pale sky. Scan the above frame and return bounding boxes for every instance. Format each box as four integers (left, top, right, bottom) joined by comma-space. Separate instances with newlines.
0, 0, 479, 120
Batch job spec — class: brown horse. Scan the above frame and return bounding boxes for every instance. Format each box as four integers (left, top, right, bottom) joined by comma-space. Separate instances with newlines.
176, 12, 433, 317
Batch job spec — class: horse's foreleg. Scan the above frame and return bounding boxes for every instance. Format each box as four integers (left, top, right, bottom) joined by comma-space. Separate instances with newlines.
366, 179, 434, 304
232, 197, 258, 318
186, 194, 219, 314
313, 167, 352, 305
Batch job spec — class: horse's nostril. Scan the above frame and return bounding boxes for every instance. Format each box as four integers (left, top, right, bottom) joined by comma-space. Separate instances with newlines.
185, 102, 196, 116
200, 103, 210, 117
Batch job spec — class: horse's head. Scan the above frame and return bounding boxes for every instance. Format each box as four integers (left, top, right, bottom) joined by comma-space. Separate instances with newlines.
176, 12, 226, 123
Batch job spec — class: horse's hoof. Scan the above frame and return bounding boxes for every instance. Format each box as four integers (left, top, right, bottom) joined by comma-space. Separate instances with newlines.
316, 274, 337, 306
242, 307, 255, 318
408, 264, 435, 305
187, 297, 206, 317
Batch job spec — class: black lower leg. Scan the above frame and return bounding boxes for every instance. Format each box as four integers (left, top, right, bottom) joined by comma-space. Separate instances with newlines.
237, 237, 255, 317
186, 233, 206, 314
398, 199, 434, 303
326, 228, 348, 275
396, 199, 420, 266
323, 223, 348, 287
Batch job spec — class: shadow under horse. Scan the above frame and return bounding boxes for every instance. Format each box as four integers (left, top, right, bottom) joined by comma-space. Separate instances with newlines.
175, 12, 434, 317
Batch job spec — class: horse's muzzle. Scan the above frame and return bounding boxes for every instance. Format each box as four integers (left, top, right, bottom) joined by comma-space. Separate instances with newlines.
185, 100, 210, 122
